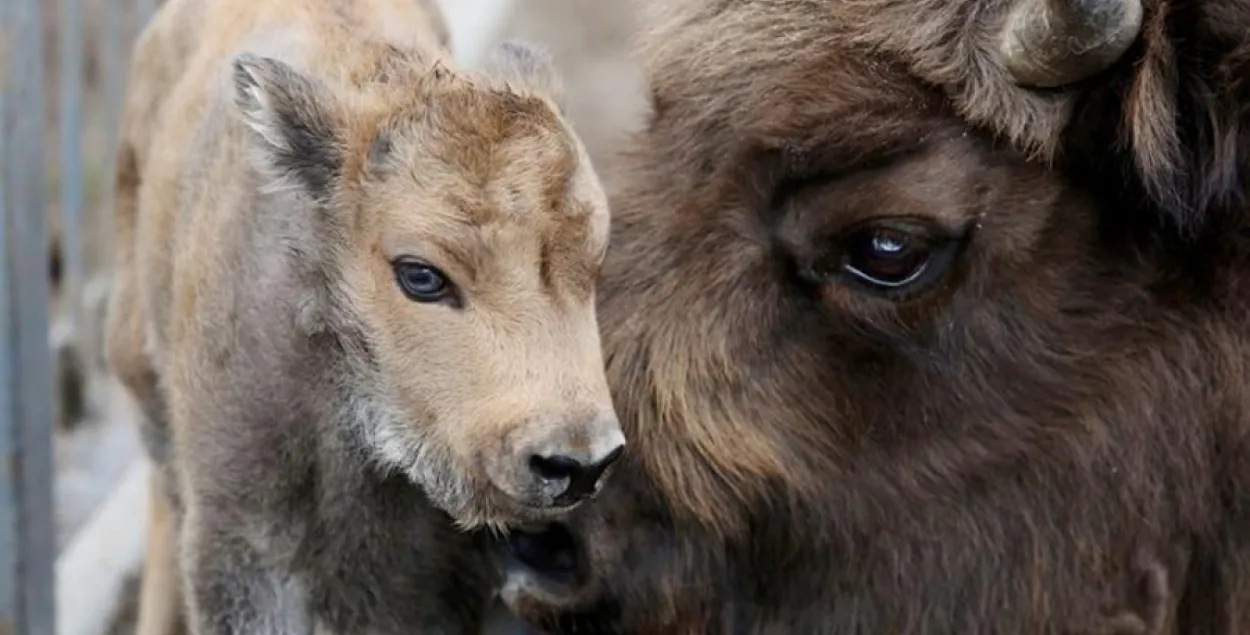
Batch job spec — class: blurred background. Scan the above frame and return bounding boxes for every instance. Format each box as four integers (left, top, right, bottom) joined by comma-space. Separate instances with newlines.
0, 1, 649, 633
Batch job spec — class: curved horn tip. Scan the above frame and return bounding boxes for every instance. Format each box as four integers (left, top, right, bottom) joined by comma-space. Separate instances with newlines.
999, 0, 1144, 89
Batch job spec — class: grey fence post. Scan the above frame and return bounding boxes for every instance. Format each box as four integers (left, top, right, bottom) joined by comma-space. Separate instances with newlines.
59, 0, 86, 311
97, 0, 129, 268
0, 0, 59, 633
134, 0, 159, 28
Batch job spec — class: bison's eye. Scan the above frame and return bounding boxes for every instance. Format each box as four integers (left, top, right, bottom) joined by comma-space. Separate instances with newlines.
818, 219, 962, 296
393, 260, 456, 304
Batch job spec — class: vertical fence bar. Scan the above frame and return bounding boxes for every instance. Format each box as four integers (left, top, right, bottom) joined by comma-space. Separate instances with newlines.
97, 0, 128, 274
0, 0, 14, 627
51, 0, 88, 439
1, 0, 58, 633
59, 0, 86, 314
134, 0, 159, 30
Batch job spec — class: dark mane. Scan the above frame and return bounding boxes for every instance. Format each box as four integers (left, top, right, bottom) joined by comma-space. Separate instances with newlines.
1072, 0, 1250, 233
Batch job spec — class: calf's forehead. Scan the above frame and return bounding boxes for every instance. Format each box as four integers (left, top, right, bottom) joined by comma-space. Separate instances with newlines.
379, 133, 604, 250
387, 89, 600, 220
360, 106, 608, 300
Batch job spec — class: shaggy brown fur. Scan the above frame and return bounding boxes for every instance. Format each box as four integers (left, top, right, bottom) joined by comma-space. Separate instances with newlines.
497, 0, 1250, 633
103, 0, 623, 633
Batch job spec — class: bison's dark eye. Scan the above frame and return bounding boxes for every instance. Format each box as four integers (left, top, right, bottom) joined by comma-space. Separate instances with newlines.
818, 219, 962, 296
844, 226, 932, 287
393, 260, 455, 303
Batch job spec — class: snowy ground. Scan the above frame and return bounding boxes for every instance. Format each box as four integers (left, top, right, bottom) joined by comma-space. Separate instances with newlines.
55, 380, 144, 551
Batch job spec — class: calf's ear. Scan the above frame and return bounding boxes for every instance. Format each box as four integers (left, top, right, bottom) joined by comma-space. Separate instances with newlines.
486, 40, 565, 110
232, 52, 343, 198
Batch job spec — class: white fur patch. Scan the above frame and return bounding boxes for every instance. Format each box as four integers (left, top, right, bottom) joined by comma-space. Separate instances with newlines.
338, 376, 486, 531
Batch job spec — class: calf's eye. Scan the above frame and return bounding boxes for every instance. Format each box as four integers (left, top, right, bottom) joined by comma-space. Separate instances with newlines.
819, 219, 962, 296
393, 260, 455, 303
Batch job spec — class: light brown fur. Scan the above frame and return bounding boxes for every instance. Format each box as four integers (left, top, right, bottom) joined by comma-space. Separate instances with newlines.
104, 0, 621, 633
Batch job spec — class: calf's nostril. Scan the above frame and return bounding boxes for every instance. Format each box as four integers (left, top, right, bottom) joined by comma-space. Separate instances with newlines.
528, 453, 582, 482
527, 444, 624, 506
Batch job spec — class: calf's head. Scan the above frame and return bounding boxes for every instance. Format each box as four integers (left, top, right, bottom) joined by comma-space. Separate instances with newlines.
230, 41, 623, 529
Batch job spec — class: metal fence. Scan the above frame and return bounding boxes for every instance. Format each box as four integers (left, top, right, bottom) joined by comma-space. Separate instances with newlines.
2, 0, 158, 632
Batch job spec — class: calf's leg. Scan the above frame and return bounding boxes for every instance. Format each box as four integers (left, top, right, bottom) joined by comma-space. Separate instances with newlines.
135, 470, 187, 635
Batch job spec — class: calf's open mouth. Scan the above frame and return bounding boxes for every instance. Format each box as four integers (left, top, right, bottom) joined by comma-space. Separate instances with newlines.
503, 522, 582, 596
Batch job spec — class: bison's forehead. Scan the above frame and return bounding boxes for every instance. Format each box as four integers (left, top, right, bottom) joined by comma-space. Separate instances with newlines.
638, 5, 969, 183
640, 0, 1250, 231
639, 0, 1073, 155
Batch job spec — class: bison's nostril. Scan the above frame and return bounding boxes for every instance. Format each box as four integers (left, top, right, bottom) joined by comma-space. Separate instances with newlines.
528, 444, 624, 506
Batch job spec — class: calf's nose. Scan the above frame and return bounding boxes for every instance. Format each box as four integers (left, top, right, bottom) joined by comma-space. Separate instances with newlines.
529, 445, 624, 506
525, 412, 625, 507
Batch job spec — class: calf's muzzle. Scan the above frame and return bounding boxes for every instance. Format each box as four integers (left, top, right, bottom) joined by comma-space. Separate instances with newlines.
487, 409, 625, 512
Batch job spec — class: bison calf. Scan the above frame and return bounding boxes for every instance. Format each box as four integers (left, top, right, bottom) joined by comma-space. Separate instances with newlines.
103, 0, 622, 633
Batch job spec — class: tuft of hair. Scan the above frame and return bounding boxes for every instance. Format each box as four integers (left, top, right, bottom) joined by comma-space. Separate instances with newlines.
232, 52, 344, 198
484, 39, 565, 110
1111, 0, 1250, 233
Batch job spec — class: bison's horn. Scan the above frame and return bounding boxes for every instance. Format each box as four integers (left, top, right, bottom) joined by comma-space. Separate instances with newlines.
998, 0, 1144, 88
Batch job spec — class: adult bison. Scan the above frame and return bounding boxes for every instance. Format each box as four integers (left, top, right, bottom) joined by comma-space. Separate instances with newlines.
497, 0, 1250, 632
